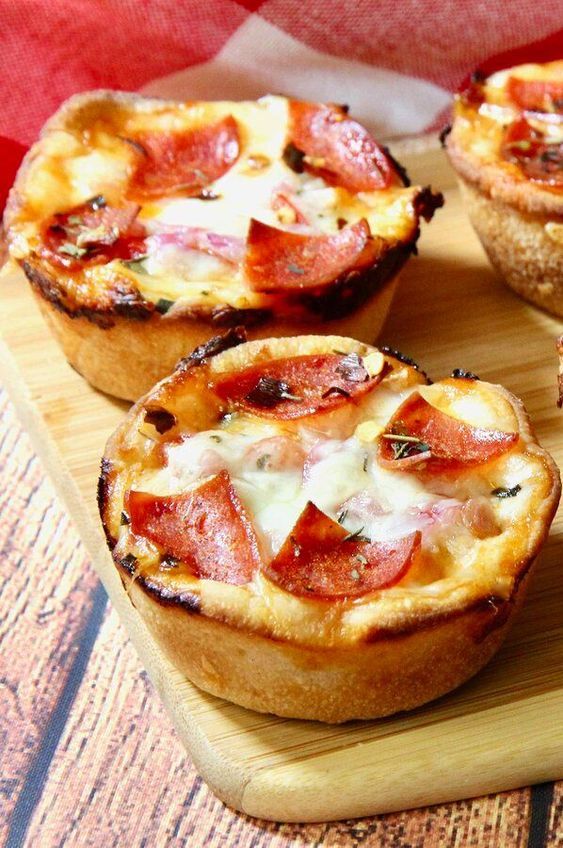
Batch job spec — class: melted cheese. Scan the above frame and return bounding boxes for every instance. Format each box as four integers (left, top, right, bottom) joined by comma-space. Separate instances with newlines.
135, 383, 500, 565
10, 94, 422, 309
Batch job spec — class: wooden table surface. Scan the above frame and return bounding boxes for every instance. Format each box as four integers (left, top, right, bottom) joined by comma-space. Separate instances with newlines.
0, 380, 561, 848
1, 140, 563, 844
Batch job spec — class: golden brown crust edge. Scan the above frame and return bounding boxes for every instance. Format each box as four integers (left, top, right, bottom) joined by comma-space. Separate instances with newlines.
124, 568, 531, 723
98, 334, 561, 722
5, 90, 440, 401
30, 274, 399, 400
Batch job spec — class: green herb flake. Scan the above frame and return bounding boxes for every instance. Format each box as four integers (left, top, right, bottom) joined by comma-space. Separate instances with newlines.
59, 242, 88, 258
120, 511, 130, 526
363, 453, 369, 473
287, 263, 305, 275
491, 484, 522, 499
343, 526, 370, 543
350, 568, 361, 581
122, 255, 149, 275
256, 453, 271, 470
155, 298, 175, 314
355, 554, 368, 566
209, 434, 222, 443
337, 508, 348, 525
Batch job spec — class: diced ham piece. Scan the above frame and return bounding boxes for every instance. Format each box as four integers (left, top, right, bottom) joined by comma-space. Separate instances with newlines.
148, 226, 245, 266
126, 470, 260, 584
262, 501, 420, 599
129, 116, 240, 198
244, 217, 382, 292
288, 101, 399, 192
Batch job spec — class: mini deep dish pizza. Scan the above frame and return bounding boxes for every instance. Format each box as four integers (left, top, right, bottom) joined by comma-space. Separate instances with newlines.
4, 91, 442, 400
98, 331, 560, 723
446, 61, 563, 317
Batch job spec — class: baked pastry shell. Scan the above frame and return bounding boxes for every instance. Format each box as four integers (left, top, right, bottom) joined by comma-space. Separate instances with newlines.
446, 110, 563, 318
4, 90, 433, 401
98, 335, 561, 722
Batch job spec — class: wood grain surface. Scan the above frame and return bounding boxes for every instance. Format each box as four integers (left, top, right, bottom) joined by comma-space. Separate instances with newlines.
1, 139, 562, 842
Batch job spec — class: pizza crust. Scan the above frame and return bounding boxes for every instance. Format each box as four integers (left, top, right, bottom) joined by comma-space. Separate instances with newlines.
5, 90, 439, 400
98, 334, 560, 722
446, 63, 563, 317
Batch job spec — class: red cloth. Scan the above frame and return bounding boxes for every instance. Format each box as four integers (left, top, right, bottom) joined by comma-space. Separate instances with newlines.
0, 1, 561, 210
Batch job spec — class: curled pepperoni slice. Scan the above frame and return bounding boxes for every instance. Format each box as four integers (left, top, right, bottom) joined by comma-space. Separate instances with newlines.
126, 471, 260, 585
129, 116, 240, 198
212, 352, 387, 419
244, 218, 382, 292
501, 118, 563, 186
286, 101, 398, 192
378, 392, 518, 473
40, 197, 146, 270
507, 77, 563, 113
263, 501, 420, 599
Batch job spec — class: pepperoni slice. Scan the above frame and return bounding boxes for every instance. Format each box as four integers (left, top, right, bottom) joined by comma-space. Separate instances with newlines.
244, 218, 381, 292
40, 197, 146, 270
501, 118, 563, 186
212, 352, 386, 419
129, 116, 240, 198
507, 77, 563, 113
263, 501, 420, 599
126, 471, 260, 585
378, 392, 518, 472
287, 101, 398, 192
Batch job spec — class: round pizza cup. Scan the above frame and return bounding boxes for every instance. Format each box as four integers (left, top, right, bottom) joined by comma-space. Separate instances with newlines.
98, 332, 560, 723
446, 61, 563, 317
4, 91, 442, 401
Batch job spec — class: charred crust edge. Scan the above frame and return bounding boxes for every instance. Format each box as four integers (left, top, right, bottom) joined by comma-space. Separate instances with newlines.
175, 326, 247, 371
380, 346, 432, 384
21, 259, 154, 327
117, 562, 201, 614
97, 458, 117, 548
451, 368, 480, 380
381, 145, 411, 187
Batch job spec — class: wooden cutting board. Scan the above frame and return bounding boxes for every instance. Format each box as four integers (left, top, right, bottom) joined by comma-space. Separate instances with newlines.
1, 139, 562, 824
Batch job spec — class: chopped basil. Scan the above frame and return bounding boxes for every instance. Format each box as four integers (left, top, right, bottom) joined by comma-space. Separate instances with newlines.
120, 511, 130, 526
382, 432, 430, 461
155, 298, 175, 314
491, 484, 521, 499
363, 453, 369, 473
337, 509, 348, 525
343, 527, 371, 543
245, 376, 301, 407
122, 256, 149, 275
121, 553, 137, 571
